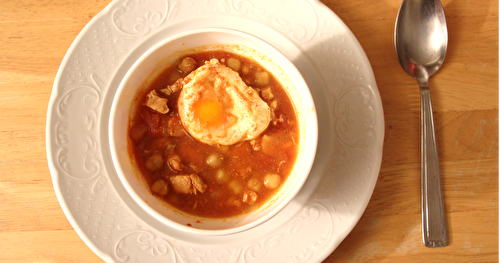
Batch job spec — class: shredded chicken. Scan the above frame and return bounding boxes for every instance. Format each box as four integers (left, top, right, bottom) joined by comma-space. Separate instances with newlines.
168, 155, 183, 172
269, 99, 278, 110
242, 190, 258, 204
161, 77, 186, 96
250, 139, 261, 151
170, 174, 207, 194
143, 90, 169, 114
272, 113, 284, 126
260, 87, 274, 101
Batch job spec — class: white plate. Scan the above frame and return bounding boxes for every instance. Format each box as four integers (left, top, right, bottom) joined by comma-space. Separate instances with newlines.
46, 0, 384, 262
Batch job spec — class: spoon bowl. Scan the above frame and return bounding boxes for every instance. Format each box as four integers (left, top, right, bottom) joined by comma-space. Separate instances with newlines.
394, 0, 448, 248
395, 0, 448, 80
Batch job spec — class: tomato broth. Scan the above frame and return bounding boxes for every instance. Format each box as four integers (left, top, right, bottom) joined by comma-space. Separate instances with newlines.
128, 51, 299, 218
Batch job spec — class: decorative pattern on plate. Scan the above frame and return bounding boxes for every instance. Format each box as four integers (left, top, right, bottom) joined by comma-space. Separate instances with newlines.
244, 235, 285, 262
111, 0, 320, 43
115, 230, 175, 262
47, 0, 383, 262
335, 86, 376, 148
112, 0, 176, 36
54, 75, 102, 180
213, 0, 319, 43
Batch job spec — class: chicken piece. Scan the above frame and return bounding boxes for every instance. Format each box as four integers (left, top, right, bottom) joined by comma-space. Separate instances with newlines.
168, 155, 183, 172
242, 190, 258, 204
272, 113, 284, 126
260, 87, 274, 101
269, 99, 278, 110
143, 90, 169, 114
250, 139, 261, 151
161, 77, 186, 96
170, 174, 207, 194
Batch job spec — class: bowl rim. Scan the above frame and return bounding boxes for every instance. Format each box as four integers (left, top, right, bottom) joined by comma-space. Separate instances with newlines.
108, 27, 318, 236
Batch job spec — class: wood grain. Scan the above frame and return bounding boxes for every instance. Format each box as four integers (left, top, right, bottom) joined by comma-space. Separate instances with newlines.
0, 0, 497, 262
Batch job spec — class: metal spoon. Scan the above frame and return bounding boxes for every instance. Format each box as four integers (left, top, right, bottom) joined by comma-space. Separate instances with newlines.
394, 0, 448, 247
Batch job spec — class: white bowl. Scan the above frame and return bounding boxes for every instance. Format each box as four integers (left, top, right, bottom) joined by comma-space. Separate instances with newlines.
109, 28, 317, 236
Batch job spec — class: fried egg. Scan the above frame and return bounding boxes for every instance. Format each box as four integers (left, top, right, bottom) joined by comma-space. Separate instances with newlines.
176, 59, 270, 145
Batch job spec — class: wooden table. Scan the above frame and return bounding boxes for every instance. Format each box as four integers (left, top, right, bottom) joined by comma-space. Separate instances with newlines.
1, 0, 497, 262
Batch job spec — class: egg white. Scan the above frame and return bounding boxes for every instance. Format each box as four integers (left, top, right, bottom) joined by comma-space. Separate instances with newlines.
177, 59, 271, 145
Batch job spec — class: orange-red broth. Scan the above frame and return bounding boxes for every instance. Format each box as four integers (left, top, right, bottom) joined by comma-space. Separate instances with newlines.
128, 51, 299, 218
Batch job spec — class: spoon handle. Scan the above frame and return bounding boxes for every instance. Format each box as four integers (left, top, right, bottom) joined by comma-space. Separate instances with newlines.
420, 86, 448, 248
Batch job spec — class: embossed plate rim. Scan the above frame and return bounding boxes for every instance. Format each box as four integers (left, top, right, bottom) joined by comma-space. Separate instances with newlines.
46, 0, 384, 262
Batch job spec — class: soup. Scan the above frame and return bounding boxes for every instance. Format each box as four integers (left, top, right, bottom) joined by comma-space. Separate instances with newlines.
128, 51, 299, 218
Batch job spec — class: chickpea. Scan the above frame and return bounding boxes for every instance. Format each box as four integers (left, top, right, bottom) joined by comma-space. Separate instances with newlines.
129, 124, 147, 142
151, 179, 169, 196
206, 153, 223, 168
226, 58, 241, 71
247, 177, 262, 192
254, 71, 270, 86
177, 57, 196, 73
229, 180, 243, 194
144, 153, 164, 172
263, 173, 281, 189
215, 169, 228, 183
241, 65, 250, 75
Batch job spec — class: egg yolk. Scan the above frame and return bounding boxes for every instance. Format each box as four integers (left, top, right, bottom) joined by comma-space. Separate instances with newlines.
193, 99, 225, 126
